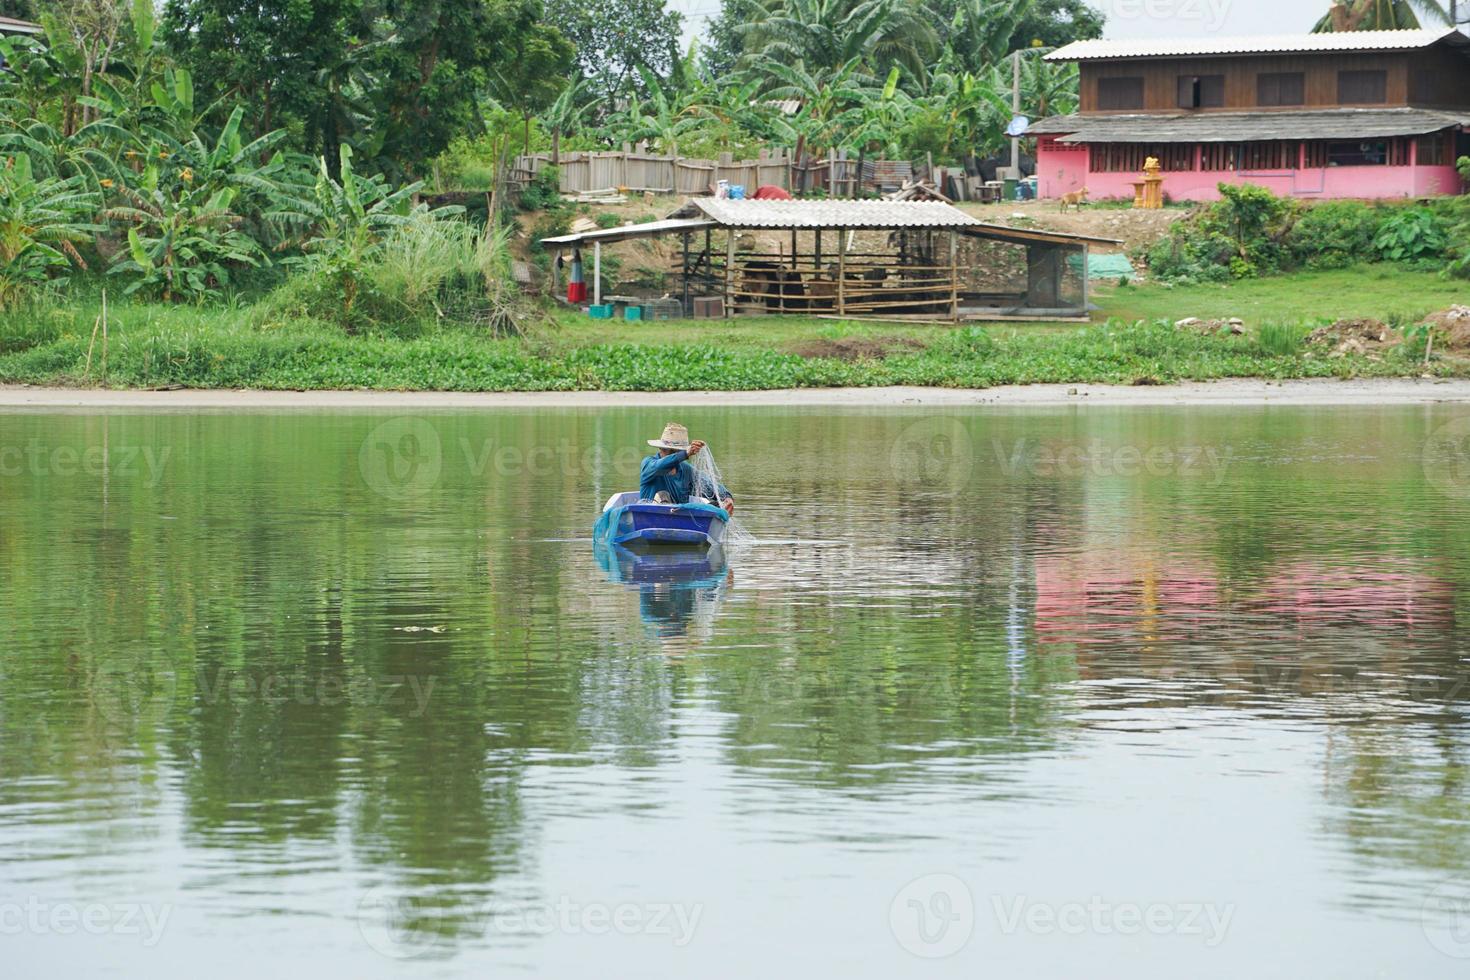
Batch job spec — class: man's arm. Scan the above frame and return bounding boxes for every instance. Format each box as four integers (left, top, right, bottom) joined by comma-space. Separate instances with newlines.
641, 450, 687, 481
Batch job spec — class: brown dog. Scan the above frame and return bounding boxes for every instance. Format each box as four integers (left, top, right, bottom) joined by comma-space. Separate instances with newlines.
1059, 187, 1089, 211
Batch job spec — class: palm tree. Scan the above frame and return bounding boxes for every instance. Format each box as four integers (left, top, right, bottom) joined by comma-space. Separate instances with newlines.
1312, 0, 1451, 31
739, 0, 939, 89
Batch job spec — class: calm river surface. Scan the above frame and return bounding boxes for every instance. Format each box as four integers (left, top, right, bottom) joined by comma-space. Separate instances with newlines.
4, 405, 1470, 977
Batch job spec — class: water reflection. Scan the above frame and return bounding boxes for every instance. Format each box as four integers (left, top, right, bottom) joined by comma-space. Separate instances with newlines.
1, 406, 1469, 974
595, 543, 732, 646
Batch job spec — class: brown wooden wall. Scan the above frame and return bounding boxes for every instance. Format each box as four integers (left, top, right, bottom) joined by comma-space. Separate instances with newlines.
1076, 45, 1470, 113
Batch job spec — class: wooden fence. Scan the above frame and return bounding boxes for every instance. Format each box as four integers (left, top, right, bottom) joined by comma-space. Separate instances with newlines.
514, 145, 1005, 201
515, 148, 791, 195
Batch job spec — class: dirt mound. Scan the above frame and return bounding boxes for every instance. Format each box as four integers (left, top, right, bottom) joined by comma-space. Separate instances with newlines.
1305, 318, 1398, 357
1423, 306, 1470, 353
790, 336, 925, 361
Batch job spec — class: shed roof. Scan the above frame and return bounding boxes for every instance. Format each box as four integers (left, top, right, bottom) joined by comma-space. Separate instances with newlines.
678, 197, 981, 229
1028, 107, 1470, 143
0, 15, 43, 34
1045, 27, 1467, 61
539, 217, 716, 248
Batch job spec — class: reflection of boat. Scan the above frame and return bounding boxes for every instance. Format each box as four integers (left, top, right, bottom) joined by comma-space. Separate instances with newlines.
594, 492, 728, 550
596, 543, 730, 641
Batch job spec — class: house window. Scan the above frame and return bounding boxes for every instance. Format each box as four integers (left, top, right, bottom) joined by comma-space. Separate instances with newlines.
1416, 132, 1451, 166
1200, 143, 1240, 171
1337, 70, 1386, 104
1257, 72, 1304, 107
1240, 141, 1299, 170
1177, 74, 1225, 109
1325, 139, 1388, 166
1090, 143, 1194, 173
1098, 77, 1144, 110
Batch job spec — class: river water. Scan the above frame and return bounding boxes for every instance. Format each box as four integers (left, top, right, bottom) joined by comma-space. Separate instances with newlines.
3, 405, 1470, 976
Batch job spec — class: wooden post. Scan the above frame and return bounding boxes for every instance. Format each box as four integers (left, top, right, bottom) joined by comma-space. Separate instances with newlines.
724, 229, 736, 318
681, 231, 691, 315
1080, 244, 1090, 314
593, 240, 602, 306
836, 227, 847, 316
949, 230, 959, 321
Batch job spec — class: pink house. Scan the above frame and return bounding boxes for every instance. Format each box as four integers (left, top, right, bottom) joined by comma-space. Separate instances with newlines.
1028, 28, 1470, 202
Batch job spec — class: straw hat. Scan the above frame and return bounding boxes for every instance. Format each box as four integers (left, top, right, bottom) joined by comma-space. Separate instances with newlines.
648, 422, 692, 450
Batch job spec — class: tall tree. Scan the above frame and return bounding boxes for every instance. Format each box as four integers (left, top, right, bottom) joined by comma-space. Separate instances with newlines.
485, 1, 575, 153
1312, 0, 1451, 30
740, 0, 940, 89
369, 0, 524, 176
1007, 0, 1102, 50
162, 0, 361, 150
544, 0, 683, 109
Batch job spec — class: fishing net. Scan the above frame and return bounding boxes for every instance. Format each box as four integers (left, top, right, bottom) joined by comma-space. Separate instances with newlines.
688, 444, 756, 550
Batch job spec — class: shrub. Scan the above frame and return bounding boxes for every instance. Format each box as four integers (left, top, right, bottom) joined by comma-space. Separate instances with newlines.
1445, 157, 1470, 278
1284, 200, 1381, 269
1146, 184, 1296, 282
1372, 207, 1448, 265
519, 165, 560, 211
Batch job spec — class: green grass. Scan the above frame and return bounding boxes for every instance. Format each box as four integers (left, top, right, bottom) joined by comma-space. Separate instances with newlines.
0, 266, 1464, 391
1095, 265, 1464, 326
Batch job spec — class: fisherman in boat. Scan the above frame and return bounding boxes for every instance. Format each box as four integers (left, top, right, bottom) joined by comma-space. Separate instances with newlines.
641, 422, 735, 517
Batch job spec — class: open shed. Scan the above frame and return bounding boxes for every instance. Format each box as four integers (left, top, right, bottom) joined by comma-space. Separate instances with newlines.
540, 199, 1118, 321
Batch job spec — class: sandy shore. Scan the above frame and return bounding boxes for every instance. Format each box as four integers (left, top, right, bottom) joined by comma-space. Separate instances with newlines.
3, 379, 1470, 410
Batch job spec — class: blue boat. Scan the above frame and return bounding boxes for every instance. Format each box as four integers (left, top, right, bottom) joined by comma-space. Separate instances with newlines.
594, 492, 728, 550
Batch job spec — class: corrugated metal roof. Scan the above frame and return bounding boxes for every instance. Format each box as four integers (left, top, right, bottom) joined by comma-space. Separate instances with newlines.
540, 217, 716, 247
1045, 27, 1466, 61
685, 198, 980, 229
1028, 108, 1470, 143
0, 15, 43, 34
964, 223, 1121, 248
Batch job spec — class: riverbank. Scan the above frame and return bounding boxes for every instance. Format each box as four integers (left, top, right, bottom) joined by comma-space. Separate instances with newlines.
1, 268, 1465, 392
7, 378, 1470, 409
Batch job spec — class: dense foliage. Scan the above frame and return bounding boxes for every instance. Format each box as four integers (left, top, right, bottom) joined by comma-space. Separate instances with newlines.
1146, 183, 1468, 283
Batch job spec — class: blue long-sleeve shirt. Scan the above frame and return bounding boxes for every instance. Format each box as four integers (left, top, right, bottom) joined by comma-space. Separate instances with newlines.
639, 451, 732, 504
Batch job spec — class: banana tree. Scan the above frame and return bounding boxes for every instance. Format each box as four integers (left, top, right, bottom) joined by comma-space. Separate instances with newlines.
0, 152, 101, 308
104, 162, 264, 302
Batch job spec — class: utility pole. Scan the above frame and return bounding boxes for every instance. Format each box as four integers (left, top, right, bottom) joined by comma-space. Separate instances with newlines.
1008, 50, 1021, 179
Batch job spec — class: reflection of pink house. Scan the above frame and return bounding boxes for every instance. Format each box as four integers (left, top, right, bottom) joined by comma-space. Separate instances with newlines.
1028, 29, 1470, 202
1034, 555, 1221, 648
1254, 559, 1455, 633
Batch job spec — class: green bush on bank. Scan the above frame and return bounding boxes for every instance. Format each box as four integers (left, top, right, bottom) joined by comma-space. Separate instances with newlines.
1, 308, 1453, 392
1145, 183, 1463, 283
